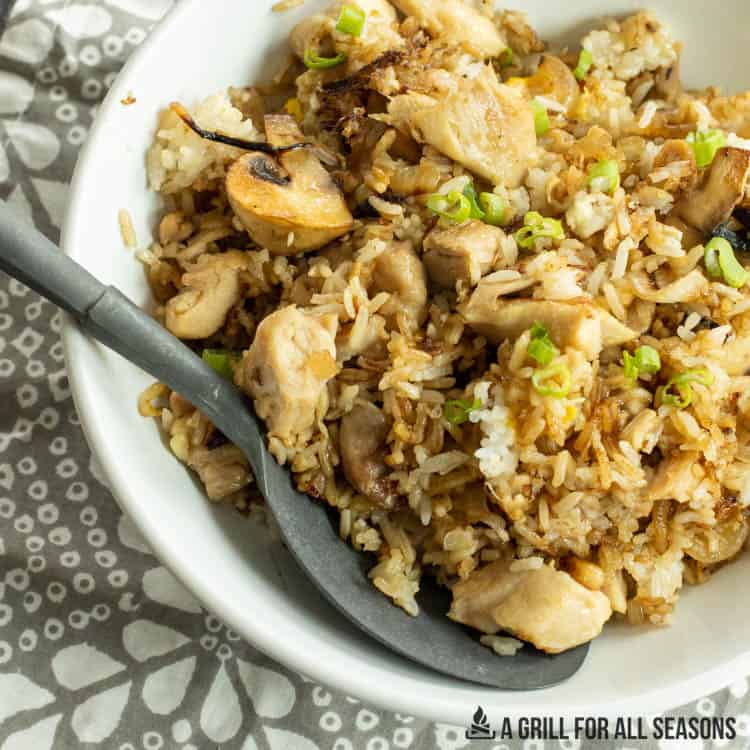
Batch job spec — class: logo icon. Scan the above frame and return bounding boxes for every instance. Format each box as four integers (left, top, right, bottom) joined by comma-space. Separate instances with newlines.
466, 706, 497, 740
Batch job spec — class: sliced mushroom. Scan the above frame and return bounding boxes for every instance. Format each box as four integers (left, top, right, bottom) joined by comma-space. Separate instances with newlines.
165, 250, 247, 340
673, 147, 750, 233
423, 220, 503, 289
236, 306, 338, 441
646, 451, 701, 503
687, 508, 750, 565
449, 559, 612, 653
226, 115, 353, 255
653, 61, 682, 104
188, 444, 251, 501
387, 66, 535, 188
340, 401, 395, 508
371, 241, 428, 331
459, 292, 636, 359
390, 0, 506, 58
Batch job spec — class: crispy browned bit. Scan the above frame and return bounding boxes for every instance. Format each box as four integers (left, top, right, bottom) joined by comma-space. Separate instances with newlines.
121, 93, 136, 106
169, 102, 306, 155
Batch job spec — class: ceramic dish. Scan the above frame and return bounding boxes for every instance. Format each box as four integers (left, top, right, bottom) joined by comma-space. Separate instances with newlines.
62, 0, 750, 724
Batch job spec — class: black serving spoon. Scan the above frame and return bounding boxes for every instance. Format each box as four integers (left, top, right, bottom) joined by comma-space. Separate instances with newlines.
0, 200, 588, 688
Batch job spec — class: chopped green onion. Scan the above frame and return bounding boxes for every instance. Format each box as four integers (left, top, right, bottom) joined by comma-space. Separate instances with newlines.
304, 48, 347, 70
687, 129, 726, 169
202, 349, 235, 379
573, 48, 593, 80
527, 322, 559, 366
623, 345, 661, 381
515, 211, 565, 249
704, 236, 749, 288
336, 3, 366, 35
530, 99, 550, 136
463, 183, 486, 220
479, 192, 507, 226
426, 190, 472, 224
444, 397, 481, 425
656, 368, 713, 409
499, 48, 514, 69
588, 159, 620, 194
532, 362, 571, 398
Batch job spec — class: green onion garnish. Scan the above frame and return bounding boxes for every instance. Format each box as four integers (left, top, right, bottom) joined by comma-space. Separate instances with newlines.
444, 397, 481, 425
479, 192, 507, 226
656, 368, 713, 410
573, 48, 593, 80
588, 159, 620, 194
704, 236, 749, 288
623, 345, 661, 381
463, 183, 486, 220
515, 211, 565, 249
527, 322, 559, 366
336, 3, 366, 36
426, 190, 472, 224
304, 48, 347, 70
530, 99, 550, 136
499, 48, 514, 69
532, 362, 571, 398
202, 349, 235, 379
687, 129, 726, 169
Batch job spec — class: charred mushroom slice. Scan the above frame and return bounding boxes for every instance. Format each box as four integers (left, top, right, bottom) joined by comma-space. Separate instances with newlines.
340, 401, 396, 508
226, 115, 354, 255
673, 147, 750, 234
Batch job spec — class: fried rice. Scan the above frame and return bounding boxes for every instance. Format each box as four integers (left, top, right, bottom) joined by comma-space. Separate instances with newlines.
136, 0, 750, 654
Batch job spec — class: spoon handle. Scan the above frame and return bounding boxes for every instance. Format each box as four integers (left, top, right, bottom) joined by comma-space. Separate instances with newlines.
0, 200, 266, 470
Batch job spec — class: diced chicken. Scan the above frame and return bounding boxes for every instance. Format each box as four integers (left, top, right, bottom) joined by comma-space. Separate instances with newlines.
460, 292, 636, 358
237, 307, 338, 441
423, 220, 503, 288
290, 0, 403, 71
226, 115, 353, 255
165, 250, 247, 340
390, 0, 506, 58
371, 241, 428, 330
449, 560, 612, 653
673, 147, 750, 233
646, 451, 701, 503
387, 66, 535, 188
188, 444, 251, 501
717, 331, 750, 376
340, 401, 395, 508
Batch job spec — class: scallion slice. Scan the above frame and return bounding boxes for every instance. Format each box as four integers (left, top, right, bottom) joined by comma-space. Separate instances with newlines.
479, 192, 507, 226
426, 190, 472, 224
530, 99, 550, 136
463, 183, 486, 220
499, 48, 514, 69
623, 345, 661, 381
336, 4, 366, 36
532, 362, 571, 398
656, 368, 713, 409
527, 322, 559, 366
515, 211, 565, 249
588, 159, 620, 194
704, 236, 749, 288
444, 397, 482, 425
202, 349, 235, 379
574, 48, 593, 80
687, 129, 726, 169
304, 48, 347, 70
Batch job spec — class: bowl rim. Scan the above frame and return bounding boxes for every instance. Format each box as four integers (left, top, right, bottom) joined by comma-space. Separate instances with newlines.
60, 0, 750, 723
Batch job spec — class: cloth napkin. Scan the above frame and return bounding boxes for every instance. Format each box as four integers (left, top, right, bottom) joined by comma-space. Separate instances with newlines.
0, 1, 748, 748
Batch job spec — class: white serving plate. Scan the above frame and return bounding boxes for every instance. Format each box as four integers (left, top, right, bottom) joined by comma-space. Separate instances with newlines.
62, 0, 750, 725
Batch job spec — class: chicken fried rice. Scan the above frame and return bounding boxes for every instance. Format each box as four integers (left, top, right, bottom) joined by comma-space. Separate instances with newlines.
137, 0, 750, 654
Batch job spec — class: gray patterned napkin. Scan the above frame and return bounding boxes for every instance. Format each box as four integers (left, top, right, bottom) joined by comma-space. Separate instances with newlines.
0, 1, 748, 748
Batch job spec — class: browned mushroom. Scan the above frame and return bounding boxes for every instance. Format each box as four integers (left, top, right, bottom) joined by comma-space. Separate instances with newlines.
226, 115, 354, 255
340, 401, 395, 508
673, 147, 750, 233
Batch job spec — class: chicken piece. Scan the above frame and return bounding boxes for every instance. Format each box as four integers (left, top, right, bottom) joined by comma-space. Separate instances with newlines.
460, 292, 636, 358
387, 66, 535, 188
371, 241, 428, 330
423, 221, 503, 288
237, 307, 338, 441
390, 0, 506, 58
188, 444, 251, 501
673, 147, 750, 233
518, 55, 579, 112
290, 0, 403, 71
165, 251, 247, 340
646, 451, 701, 503
449, 560, 612, 653
226, 115, 353, 255
340, 401, 395, 508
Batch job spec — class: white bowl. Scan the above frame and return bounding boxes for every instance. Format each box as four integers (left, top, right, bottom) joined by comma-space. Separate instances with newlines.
62, 0, 750, 724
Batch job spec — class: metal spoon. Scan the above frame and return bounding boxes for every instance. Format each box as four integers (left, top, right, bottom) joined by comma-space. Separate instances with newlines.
0, 200, 588, 688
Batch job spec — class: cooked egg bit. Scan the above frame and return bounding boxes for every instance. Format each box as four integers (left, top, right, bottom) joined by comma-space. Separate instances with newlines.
171, 103, 354, 255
